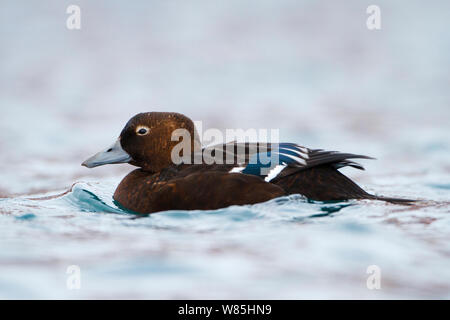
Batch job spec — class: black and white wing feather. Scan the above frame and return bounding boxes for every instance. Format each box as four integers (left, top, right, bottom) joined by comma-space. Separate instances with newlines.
201, 142, 374, 182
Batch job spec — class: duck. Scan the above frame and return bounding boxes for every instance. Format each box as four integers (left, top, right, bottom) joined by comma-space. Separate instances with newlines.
82, 112, 413, 214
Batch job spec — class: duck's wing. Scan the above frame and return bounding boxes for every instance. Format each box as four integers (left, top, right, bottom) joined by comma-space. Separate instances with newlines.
200, 142, 374, 182
283, 145, 374, 171
200, 141, 265, 165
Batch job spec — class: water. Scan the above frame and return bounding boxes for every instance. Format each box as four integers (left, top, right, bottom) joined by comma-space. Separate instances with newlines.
0, 180, 449, 299
0, 0, 449, 299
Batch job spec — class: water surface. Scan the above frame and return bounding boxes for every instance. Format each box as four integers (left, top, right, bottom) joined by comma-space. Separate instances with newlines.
0, 0, 449, 299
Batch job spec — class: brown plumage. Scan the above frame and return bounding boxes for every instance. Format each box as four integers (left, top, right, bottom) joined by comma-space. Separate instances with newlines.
82, 112, 414, 214
114, 167, 285, 213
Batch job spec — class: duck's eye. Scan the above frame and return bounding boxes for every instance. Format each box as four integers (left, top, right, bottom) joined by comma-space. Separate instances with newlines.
136, 126, 149, 136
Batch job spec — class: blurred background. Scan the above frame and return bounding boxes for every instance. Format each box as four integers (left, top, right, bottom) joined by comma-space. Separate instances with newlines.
1, 0, 449, 196
0, 0, 449, 299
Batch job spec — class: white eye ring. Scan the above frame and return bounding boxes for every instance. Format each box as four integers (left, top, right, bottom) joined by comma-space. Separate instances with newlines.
136, 126, 150, 136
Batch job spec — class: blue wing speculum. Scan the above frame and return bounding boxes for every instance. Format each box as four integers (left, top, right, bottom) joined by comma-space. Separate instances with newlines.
228, 142, 373, 182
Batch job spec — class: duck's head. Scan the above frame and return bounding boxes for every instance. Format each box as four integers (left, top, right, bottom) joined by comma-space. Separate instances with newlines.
82, 112, 199, 173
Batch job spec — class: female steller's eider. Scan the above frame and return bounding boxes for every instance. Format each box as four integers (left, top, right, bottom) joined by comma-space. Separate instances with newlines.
82, 112, 414, 214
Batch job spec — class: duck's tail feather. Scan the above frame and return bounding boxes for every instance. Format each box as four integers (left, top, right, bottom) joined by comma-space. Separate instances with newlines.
273, 164, 417, 205
367, 195, 417, 205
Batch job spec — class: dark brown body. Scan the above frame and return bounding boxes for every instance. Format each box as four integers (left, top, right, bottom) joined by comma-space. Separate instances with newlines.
114, 165, 284, 213
113, 163, 382, 214
271, 165, 373, 201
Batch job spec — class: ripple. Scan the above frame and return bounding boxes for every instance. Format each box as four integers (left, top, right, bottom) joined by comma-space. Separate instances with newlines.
0, 181, 449, 299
